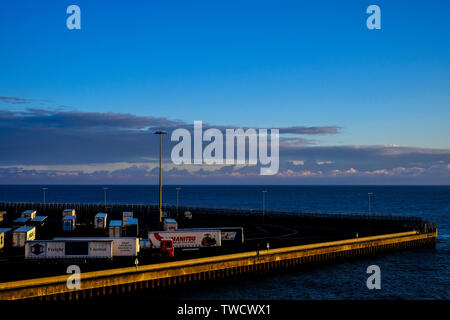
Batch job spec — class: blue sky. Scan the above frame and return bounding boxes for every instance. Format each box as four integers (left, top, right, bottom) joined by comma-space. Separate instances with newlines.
0, 0, 449, 184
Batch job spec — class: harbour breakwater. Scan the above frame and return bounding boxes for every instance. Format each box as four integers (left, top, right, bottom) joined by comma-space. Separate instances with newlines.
0, 201, 438, 300
0, 229, 437, 300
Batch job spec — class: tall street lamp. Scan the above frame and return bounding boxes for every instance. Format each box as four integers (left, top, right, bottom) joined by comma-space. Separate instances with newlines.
262, 190, 267, 224
176, 187, 181, 218
42, 187, 48, 206
368, 192, 373, 215
154, 130, 167, 224
103, 187, 109, 209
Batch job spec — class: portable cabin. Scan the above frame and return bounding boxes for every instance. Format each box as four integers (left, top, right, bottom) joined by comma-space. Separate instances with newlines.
0, 228, 12, 250
122, 212, 133, 226
94, 213, 108, 229
12, 226, 36, 247
62, 216, 76, 232
163, 218, 178, 231
62, 209, 76, 218
184, 211, 192, 220
0, 211, 7, 223
30, 216, 48, 228
124, 218, 138, 237
109, 220, 122, 237
21, 210, 37, 220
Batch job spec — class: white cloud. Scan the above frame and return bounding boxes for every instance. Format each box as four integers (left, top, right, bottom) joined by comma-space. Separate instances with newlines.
0, 162, 232, 174
316, 160, 334, 165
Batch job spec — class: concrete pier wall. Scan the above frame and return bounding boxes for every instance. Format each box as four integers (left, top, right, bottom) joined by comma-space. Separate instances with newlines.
0, 230, 437, 300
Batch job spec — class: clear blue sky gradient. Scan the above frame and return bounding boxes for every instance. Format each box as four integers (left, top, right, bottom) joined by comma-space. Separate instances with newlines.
1, 0, 449, 148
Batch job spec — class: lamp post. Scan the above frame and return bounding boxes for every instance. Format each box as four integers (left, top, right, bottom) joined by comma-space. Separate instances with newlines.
42, 187, 48, 206
103, 187, 109, 209
154, 130, 167, 224
368, 192, 373, 215
262, 190, 267, 224
176, 187, 181, 218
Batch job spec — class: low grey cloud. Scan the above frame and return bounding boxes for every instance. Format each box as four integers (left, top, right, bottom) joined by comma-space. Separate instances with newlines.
0, 96, 30, 104
281, 145, 450, 171
279, 126, 342, 135
0, 108, 184, 130
0, 108, 338, 165
1, 107, 449, 184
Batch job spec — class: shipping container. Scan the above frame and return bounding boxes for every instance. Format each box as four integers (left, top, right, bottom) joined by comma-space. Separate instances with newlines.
62, 209, 76, 218
25, 240, 113, 259
62, 216, 76, 232
148, 230, 221, 249
111, 237, 139, 256
88, 241, 113, 258
182, 227, 244, 244
13, 226, 36, 247
53, 237, 139, 257
122, 212, 133, 226
0, 228, 12, 250
163, 218, 178, 231
21, 210, 37, 219
94, 213, 108, 229
124, 218, 138, 237
45, 241, 64, 258
109, 220, 122, 237
30, 216, 48, 228
13, 217, 30, 227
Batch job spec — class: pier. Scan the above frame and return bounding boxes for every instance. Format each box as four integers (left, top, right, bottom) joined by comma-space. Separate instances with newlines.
0, 201, 438, 300
0, 229, 437, 300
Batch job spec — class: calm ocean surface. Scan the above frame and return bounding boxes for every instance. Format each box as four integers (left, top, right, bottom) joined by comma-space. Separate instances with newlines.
0, 185, 448, 299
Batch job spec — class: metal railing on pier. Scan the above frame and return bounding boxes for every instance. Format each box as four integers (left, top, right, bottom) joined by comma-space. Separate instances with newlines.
0, 201, 435, 234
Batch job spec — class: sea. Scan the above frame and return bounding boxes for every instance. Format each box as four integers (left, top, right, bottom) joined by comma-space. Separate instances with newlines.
0, 185, 448, 300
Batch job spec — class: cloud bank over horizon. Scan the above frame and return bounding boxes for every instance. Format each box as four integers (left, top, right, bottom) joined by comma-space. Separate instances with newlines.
1, 105, 449, 185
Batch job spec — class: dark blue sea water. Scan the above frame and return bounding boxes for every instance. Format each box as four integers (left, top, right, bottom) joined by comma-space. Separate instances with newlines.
0, 185, 448, 299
